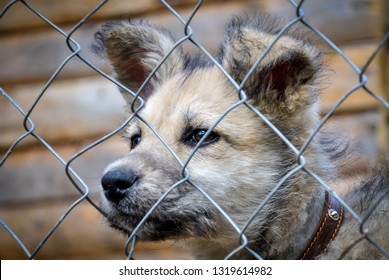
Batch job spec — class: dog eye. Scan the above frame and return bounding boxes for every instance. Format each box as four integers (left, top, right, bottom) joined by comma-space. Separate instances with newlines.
130, 134, 141, 149
186, 129, 219, 147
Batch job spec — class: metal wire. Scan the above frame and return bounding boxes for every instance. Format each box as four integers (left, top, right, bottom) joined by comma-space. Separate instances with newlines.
0, 0, 388, 260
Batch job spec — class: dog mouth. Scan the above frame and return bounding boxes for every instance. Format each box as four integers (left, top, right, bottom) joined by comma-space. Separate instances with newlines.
102, 192, 218, 242
101, 194, 173, 240
100, 165, 219, 241
107, 214, 183, 241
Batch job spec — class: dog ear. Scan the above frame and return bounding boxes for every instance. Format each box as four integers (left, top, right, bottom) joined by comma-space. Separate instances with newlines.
220, 15, 322, 116
93, 21, 185, 102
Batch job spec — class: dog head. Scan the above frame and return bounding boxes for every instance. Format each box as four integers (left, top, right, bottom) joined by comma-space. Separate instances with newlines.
93, 14, 323, 253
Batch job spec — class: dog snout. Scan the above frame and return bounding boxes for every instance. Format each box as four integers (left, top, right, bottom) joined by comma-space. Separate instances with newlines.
101, 169, 138, 203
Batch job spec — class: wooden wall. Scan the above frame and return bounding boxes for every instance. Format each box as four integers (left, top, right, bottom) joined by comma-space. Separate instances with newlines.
0, 0, 388, 259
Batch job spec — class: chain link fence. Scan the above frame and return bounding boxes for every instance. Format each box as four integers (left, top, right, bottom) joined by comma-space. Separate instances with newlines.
0, 0, 388, 259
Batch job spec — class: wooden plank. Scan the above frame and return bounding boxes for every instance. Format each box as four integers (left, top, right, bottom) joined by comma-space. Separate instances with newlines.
0, 200, 192, 259
320, 43, 384, 114
260, 0, 380, 44
0, 25, 105, 85
0, 0, 204, 32
0, 0, 381, 41
0, 0, 382, 85
0, 138, 127, 205
0, 76, 125, 148
0, 1, 252, 85
374, 0, 389, 153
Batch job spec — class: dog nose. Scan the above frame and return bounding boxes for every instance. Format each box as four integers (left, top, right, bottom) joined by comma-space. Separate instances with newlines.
101, 169, 138, 203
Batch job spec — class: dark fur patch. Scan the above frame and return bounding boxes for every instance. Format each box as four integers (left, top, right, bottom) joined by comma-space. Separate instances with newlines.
183, 54, 212, 72
347, 160, 389, 215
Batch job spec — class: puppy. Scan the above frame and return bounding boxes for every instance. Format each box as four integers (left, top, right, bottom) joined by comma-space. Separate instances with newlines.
93, 14, 389, 259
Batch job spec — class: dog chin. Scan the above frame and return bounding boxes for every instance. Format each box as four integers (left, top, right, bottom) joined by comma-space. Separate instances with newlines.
100, 203, 180, 242
106, 213, 189, 242
104, 205, 217, 242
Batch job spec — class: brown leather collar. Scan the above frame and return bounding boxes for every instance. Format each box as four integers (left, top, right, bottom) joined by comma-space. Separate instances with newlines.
300, 190, 344, 260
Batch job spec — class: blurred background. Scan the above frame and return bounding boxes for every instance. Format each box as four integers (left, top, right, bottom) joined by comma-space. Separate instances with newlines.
0, 0, 388, 259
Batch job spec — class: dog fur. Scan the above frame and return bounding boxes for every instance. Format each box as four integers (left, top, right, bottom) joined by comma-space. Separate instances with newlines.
93, 14, 389, 259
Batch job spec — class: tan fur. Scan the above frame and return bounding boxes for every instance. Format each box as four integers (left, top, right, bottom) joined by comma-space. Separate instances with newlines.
94, 14, 389, 259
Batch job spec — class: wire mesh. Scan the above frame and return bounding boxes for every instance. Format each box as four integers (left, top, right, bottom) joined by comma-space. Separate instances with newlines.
0, 0, 388, 260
